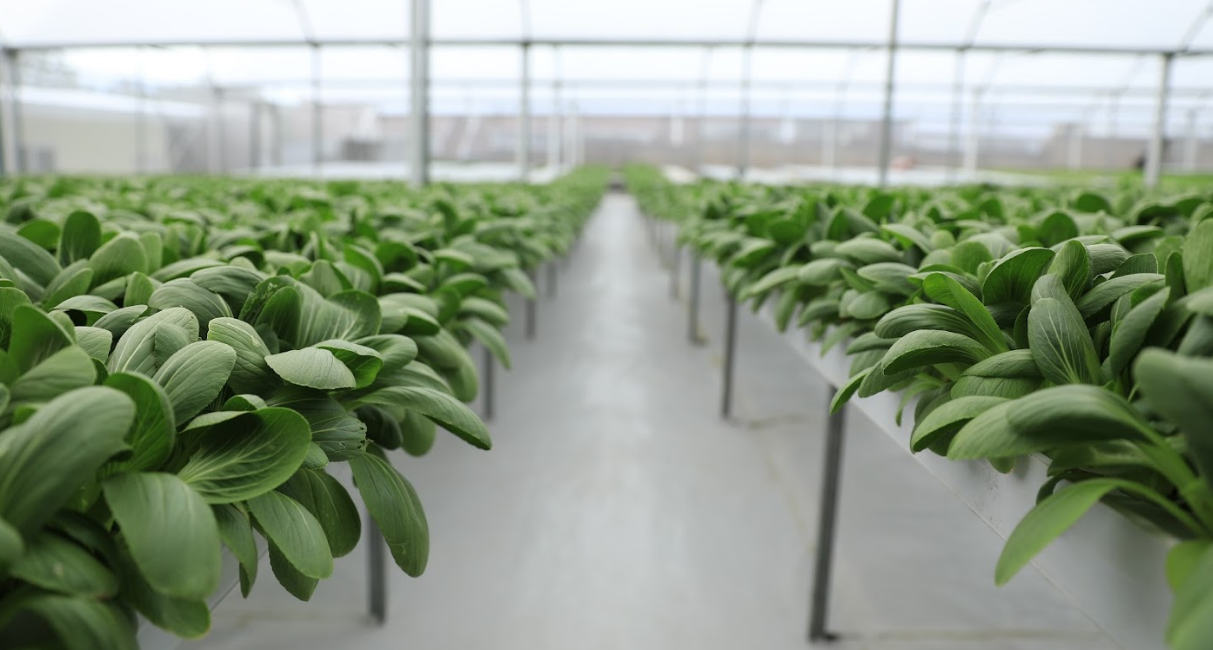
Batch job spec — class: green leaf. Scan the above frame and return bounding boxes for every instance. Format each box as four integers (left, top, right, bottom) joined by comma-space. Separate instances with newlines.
10, 532, 118, 597
1167, 543, 1213, 650
352, 386, 491, 450
10, 305, 74, 373
277, 469, 361, 558
0, 387, 134, 535
1027, 298, 1101, 385
1047, 240, 1092, 300
213, 504, 258, 597
102, 472, 220, 600
981, 247, 1055, 306
266, 347, 356, 390
1107, 287, 1169, 376
911, 396, 1006, 453
247, 490, 333, 579
1135, 350, 1213, 491
996, 479, 1128, 585
874, 304, 973, 340
10, 345, 96, 404
114, 549, 210, 638
266, 388, 367, 461
797, 258, 852, 286
1183, 219, 1213, 292
206, 317, 275, 394
108, 307, 199, 376
42, 265, 95, 309
949, 386, 1147, 460
178, 408, 311, 503
356, 334, 419, 372
0, 516, 23, 577
0, 229, 61, 288
59, 210, 102, 266
74, 326, 113, 361
1074, 273, 1165, 320
349, 452, 429, 576
148, 278, 232, 329
267, 539, 318, 601
922, 273, 1008, 353
0, 594, 135, 650
153, 340, 237, 422
1167, 540, 1211, 592
458, 317, 511, 369
743, 266, 801, 298
89, 234, 149, 287
881, 330, 990, 375
314, 339, 384, 388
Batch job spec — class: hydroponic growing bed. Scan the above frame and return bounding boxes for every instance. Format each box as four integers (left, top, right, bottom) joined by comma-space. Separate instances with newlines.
0, 169, 609, 650
628, 165, 1213, 650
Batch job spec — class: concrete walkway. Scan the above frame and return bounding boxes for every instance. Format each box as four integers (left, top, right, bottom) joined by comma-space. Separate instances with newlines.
188, 193, 1116, 650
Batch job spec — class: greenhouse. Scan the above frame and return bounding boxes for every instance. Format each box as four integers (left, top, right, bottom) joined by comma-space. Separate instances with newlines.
0, 1, 1212, 650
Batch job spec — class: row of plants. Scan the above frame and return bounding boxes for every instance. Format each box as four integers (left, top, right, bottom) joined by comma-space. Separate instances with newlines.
0, 168, 608, 649
627, 165, 1213, 650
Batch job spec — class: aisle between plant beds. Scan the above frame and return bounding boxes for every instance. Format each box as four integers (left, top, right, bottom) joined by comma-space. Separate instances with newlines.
660, 228, 1175, 650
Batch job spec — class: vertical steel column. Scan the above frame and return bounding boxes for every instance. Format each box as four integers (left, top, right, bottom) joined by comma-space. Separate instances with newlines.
688, 256, 703, 344
249, 101, 262, 170
1145, 53, 1174, 188
808, 389, 847, 642
546, 261, 557, 298
410, 0, 430, 187
272, 104, 284, 167
0, 48, 8, 177
720, 290, 738, 419
135, 48, 146, 174
526, 268, 537, 340
1184, 109, 1199, 172
737, 45, 753, 179
876, 0, 902, 188
947, 50, 967, 181
963, 88, 982, 174
517, 43, 531, 182
209, 86, 224, 174
311, 44, 323, 177
482, 345, 495, 421
548, 79, 562, 170
367, 519, 386, 624
671, 239, 682, 300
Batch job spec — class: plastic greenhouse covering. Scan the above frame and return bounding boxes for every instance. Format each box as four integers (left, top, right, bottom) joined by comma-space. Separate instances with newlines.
4, 0, 1213, 175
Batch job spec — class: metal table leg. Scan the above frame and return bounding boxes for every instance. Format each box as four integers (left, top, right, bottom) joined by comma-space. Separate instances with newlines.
482, 345, 495, 421
720, 291, 738, 419
526, 268, 537, 340
368, 519, 387, 625
688, 256, 704, 345
808, 390, 848, 643
671, 243, 682, 300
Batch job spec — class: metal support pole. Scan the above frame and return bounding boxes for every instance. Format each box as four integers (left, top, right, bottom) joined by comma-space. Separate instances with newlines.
1184, 109, 1199, 172
526, 268, 537, 340
548, 80, 562, 170
720, 290, 738, 420
1067, 124, 1083, 170
0, 50, 8, 177
311, 44, 323, 176
947, 50, 966, 181
808, 389, 847, 642
249, 101, 262, 170
135, 48, 146, 174
688, 256, 704, 345
272, 104, 284, 167
671, 242, 682, 300
876, 0, 902, 188
1145, 53, 1173, 188
367, 519, 386, 624
517, 43, 531, 182
2, 51, 21, 175
482, 345, 494, 421
209, 86, 224, 174
963, 88, 981, 174
546, 261, 557, 298
410, 0, 430, 187
737, 45, 752, 179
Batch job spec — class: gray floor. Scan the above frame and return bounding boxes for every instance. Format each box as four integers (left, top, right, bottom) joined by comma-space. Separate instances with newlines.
187, 193, 1118, 650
